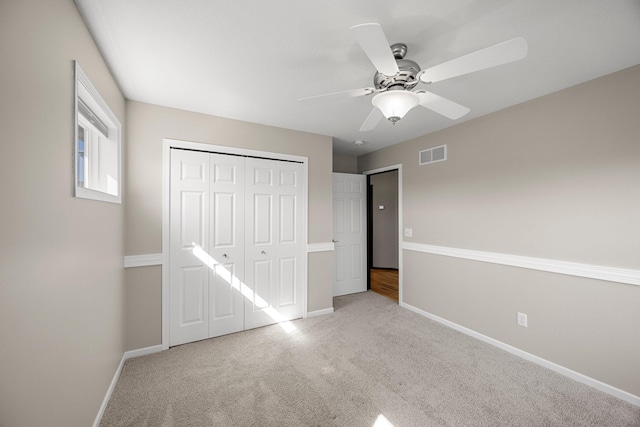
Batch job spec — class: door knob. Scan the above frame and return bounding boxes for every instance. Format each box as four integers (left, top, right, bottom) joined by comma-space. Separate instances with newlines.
261, 251, 266, 255
222, 254, 228, 259
332, 239, 339, 243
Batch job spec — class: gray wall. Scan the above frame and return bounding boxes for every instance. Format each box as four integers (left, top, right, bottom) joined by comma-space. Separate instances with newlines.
358, 65, 640, 397
370, 171, 399, 269
125, 101, 334, 350
0, 1, 126, 426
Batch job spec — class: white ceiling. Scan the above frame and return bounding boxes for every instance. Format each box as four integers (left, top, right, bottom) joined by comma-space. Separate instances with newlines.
75, 0, 640, 156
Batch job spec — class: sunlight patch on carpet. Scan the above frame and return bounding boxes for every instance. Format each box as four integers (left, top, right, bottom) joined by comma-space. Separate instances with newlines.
373, 413, 395, 427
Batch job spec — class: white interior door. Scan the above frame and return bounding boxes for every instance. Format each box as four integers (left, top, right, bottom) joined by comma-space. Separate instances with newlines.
170, 148, 305, 346
244, 158, 305, 329
332, 173, 367, 296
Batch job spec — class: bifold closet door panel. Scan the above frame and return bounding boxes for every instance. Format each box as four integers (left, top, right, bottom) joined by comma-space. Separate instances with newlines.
169, 149, 211, 346
244, 158, 305, 330
208, 153, 245, 338
274, 160, 305, 321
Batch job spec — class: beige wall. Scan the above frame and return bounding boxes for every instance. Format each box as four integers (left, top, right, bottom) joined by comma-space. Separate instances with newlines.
358, 65, 640, 396
0, 1, 126, 426
333, 150, 358, 173
125, 101, 333, 350
125, 267, 162, 350
308, 251, 334, 312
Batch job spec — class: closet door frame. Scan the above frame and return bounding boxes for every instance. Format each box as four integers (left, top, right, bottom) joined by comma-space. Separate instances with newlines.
161, 138, 308, 350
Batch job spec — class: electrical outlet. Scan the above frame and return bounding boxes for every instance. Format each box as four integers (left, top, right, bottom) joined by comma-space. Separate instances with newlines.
517, 312, 528, 328
404, 228, 413, 237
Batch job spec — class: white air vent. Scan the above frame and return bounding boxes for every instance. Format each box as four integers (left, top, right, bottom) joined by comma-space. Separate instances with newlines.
419, 145, 447, 165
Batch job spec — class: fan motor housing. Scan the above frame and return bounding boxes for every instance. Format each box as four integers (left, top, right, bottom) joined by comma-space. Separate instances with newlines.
374, 43, 421, 90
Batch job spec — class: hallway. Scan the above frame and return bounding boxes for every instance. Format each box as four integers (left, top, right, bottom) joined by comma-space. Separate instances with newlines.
370, 268, 398, 302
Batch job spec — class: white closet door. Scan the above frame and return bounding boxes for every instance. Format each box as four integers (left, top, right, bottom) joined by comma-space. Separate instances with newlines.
208, 154, 245, 338
332, 173, 367, 296
170, 148, 305, 346
244, 158, 305, 330
169, 149, 210, 346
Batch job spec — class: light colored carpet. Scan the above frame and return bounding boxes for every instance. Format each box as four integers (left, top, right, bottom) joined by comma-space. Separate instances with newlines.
101, 291, 640, 426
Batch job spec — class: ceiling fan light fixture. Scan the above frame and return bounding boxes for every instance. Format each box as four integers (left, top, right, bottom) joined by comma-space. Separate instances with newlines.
372, 91, 419, 124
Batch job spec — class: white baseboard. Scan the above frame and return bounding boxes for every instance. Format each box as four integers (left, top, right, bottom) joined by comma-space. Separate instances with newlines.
93, 345, 163, 426
307, 307, 334, 318
400, 302, 640, 407
93, 354, 126, 427
123, 344, 163, 360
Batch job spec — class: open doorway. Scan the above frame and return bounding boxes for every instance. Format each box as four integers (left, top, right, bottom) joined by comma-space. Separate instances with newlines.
367, 169, 399, 302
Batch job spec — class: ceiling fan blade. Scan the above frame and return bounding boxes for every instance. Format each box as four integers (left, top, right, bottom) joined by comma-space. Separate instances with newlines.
418, 91, 470, 120
359, 108, 383, 132
350, 23, 399, 77
420, 37, 528, 84
298, 87, 374, 103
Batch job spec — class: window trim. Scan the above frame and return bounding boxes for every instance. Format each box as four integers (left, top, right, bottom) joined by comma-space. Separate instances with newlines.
73, 61, 122, 204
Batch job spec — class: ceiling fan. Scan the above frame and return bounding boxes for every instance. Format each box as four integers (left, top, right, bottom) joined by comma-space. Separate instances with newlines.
300, 23, 528, 131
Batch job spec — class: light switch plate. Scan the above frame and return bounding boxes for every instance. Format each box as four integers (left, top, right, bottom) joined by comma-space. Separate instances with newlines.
404, 228, 413, 237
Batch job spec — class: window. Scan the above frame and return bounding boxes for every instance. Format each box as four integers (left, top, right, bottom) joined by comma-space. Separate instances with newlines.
74, 61, 121, 203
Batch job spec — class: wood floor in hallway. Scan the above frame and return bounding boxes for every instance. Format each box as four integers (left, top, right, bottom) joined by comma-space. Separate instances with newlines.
370, 268, 398, 302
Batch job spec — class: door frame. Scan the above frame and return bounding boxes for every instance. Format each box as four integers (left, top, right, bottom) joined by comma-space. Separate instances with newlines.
363, 164, 403, 304
161, 138, 309, 350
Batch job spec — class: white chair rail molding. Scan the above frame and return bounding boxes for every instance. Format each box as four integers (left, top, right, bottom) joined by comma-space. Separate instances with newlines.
402, 242, 640, 287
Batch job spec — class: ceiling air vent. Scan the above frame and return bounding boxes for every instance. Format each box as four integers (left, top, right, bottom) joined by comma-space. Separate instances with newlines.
419, 144, 447, 165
